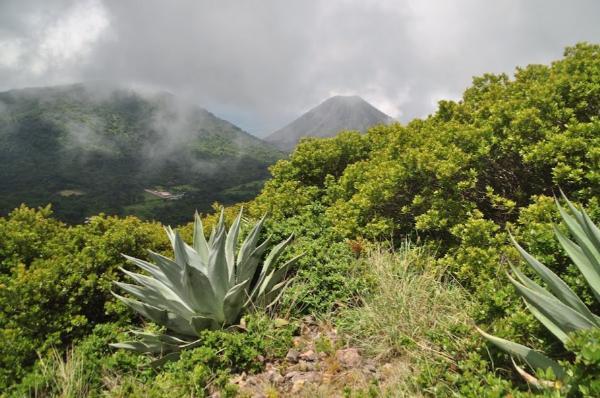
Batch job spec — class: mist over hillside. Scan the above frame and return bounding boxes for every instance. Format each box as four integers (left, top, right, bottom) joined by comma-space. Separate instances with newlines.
0, 83, 283, 224
265, 95, 394, 151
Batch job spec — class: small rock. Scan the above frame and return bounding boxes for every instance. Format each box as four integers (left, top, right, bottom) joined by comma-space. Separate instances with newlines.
286, 349, 300, 363
285, 370, 322, 384
322, 371, 334, 384
299, 349, 317, 362
265, 369, 283, 385
230, 373, 246, 385
245, 377, 258, 387
304, 371, 322, 383
291, 379, 306, 394
284, 371, 302, 381
335, 348, 362, 368
286, 363, 301, 372
298, 359, 317, 372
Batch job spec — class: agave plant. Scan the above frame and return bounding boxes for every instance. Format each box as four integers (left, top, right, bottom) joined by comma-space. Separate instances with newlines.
477, 193, 600, 387
110, 208, 302, 362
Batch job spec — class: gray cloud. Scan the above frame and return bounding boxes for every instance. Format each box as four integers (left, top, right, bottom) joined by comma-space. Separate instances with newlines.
1, 0, 599, 136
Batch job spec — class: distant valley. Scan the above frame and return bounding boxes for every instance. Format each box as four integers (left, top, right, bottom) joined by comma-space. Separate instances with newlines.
0, 83, 283, 224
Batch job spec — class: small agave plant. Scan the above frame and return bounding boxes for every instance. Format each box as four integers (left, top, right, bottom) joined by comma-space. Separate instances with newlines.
478, 193, 600, 388
110, 208, 302, 363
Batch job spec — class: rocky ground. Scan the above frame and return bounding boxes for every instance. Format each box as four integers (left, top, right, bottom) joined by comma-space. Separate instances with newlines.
215, 316, 413, 397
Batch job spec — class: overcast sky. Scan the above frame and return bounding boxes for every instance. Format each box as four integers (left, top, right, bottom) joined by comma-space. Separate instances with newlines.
1, 0, 599, 136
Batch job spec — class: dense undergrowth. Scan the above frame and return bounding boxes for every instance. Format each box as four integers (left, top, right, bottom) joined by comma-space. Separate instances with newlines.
1, 43, 599, 396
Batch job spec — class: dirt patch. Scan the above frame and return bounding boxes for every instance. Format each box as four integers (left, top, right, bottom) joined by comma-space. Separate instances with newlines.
220, 316, 415, 397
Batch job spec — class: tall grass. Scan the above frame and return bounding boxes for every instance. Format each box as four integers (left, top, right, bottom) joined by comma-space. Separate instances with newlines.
336, 244, 474, 393
31, 347, 93, 398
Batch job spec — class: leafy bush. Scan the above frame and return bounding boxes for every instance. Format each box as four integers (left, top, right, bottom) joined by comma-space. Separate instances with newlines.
252, 42, 599, 249
0, 207, 167, 389
2, 43, 600, 395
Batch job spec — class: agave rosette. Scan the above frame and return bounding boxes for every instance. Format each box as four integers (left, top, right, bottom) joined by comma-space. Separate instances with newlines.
110, 208, 302, 361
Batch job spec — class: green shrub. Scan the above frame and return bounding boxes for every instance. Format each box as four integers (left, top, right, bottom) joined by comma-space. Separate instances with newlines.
563, 328, 600, 397
0, 208, 166, 389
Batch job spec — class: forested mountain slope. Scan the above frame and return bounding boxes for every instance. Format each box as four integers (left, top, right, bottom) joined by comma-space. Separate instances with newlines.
0, 83, 283, 224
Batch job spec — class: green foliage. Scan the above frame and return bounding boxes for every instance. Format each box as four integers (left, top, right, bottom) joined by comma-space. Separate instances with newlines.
255, 43, 599, 243
563, 328, 600, 397
0, 207, 167, 390
244, 43, 600, 392
2, 43, 600, 395
111, 208, 300, 360
5, 315, 294, 397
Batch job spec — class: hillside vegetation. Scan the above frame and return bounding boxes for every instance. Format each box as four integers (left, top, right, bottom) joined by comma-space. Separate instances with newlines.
0, 43, 598, 397
0, 84, 283, 225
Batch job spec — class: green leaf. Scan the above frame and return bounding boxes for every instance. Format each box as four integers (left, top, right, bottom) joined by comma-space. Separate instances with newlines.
226, 207, 243, 285
508, 274, 596, 334
510, 236, 598, 325
476, 327, 565, 379
260, 253, 303, 297
114, 281, 194, 319
190, 315, 219, 333
193, 211, 209, 264
185, 267, 218, 316
554, 226, 600, 301
237, 236, 272, 285
581, 209, 600, 259
254, 234, 295, 290
223, 279, 250, 324
237, 214, 267, 270
206, 226, 229, 301
523, 300, 569, 343
123, 253, 178, 291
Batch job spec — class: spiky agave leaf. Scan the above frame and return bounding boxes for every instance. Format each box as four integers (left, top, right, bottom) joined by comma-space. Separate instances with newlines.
476, 327, 565, 380
478, 194, 599, 385
557, 192, 600, 300
111, 207, 299, 361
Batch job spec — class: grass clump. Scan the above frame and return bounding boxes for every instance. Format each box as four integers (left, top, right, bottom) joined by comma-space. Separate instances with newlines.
337, 244, 475, 394
338, 244, 473, 358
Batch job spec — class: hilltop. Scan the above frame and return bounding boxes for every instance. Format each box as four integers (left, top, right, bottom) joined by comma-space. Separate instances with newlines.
265, 95, 394, 151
